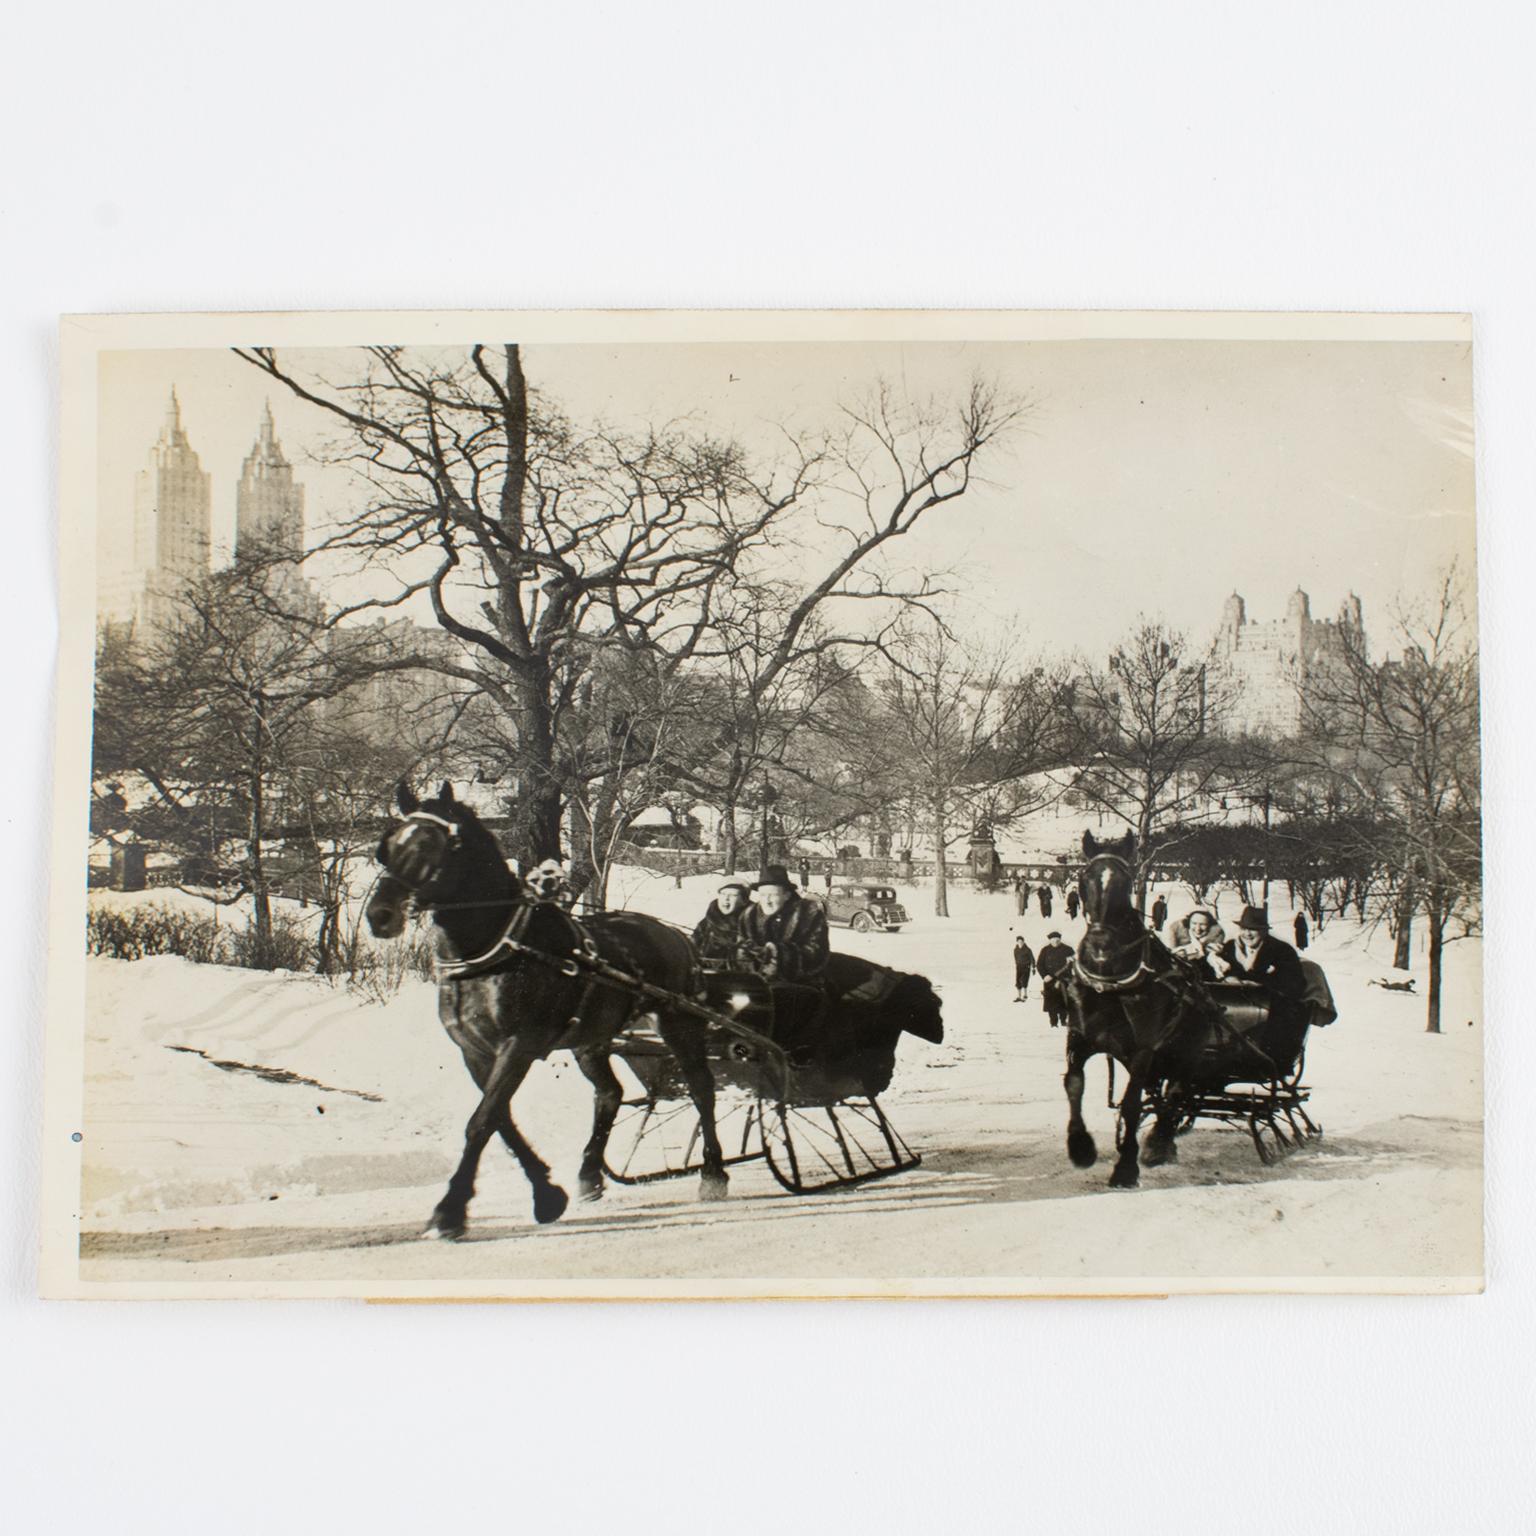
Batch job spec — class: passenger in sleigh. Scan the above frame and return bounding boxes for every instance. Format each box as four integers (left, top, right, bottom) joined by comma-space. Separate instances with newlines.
1166, 908, 1226, 976
737, 865, 831, 1054
1209, 905, 1306, 999
692, 880, 750, 968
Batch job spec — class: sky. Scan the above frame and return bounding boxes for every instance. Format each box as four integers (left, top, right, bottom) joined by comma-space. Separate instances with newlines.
97, 334, 1475, 660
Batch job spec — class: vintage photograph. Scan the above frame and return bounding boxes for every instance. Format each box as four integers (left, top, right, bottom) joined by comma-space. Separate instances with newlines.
42, 311, 1482, 1298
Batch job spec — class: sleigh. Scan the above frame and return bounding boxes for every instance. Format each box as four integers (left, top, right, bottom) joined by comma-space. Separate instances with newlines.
1121, 961, 1337, 1165
602, 953, 944, 1194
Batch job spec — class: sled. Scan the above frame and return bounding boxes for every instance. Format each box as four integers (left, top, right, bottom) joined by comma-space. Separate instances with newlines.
602, 961, 938, 1194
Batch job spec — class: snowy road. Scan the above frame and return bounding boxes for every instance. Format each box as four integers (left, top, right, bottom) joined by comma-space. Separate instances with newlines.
72, 875, 1483, 1295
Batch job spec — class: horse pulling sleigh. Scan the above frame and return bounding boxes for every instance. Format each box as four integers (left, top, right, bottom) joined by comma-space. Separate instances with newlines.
1063, 832, 1336, 1189
367, 783, 942, 1239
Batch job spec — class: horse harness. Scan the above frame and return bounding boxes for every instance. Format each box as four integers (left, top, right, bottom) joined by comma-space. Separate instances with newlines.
1073, 930, 1162, 994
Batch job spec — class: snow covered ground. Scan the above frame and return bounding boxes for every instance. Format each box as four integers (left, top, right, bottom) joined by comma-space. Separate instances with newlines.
70, 870, 1482, 1296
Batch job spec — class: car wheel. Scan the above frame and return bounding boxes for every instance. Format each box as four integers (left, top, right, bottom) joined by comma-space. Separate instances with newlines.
851, 911, 875, 933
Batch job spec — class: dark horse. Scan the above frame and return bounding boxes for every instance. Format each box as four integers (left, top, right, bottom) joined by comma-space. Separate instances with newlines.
367, 782, 729, 1238
1061, 831, 1218, 1189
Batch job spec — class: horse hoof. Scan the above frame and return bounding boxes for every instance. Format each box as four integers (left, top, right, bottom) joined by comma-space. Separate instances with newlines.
534, 1185, 569, 1225
423, 1214, 466, 1241
578, 1181, 604, 1204
1108, 1166, 1140, 1190
699, 1173, 730, 1203
1143, 1139, 1178, 1168
1067, 1130, 1098, 1169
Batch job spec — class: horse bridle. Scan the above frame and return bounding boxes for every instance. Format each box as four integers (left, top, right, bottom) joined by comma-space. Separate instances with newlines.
385, 811, 599, 985
1074, 852, 1159, 993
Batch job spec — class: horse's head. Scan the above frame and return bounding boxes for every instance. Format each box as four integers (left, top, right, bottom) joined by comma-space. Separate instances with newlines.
1078, 829, 1137, 931
368, 781, 514, 939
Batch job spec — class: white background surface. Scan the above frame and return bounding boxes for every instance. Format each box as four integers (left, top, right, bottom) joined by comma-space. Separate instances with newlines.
3, 3, 1531, 1531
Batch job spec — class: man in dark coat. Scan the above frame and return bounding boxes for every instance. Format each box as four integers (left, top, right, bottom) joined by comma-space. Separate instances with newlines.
692, 881, 749, 967
1036, 930, 1074, 1026
1294, 912, 1310, 951
1037, 885, 1053, 919
1211, 905, 1306, 1000
1012, 936, 1035, 1001
1151, 894, 1168, 931
739, 866, 831, 1053
739, 865, 830, 985
1065, 888, 1080, 920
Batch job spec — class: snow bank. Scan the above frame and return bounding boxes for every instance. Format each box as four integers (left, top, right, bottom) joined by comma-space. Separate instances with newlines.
75, 866, 1482, 1292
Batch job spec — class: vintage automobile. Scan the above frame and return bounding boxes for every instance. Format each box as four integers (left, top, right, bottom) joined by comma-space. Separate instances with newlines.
824, 883, 910, 933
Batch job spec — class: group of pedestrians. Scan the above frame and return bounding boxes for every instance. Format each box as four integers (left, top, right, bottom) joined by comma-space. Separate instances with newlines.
1012, 930, 1075, 1025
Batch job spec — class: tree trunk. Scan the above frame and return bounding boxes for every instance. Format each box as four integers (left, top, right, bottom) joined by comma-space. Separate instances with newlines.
1392, 879, 1415, 971
247, 760, 273, 960
932, 798, 949, 918
719, 794, 739, 876
1425, 894, 1445, 1034
1133, 805, 1153, 913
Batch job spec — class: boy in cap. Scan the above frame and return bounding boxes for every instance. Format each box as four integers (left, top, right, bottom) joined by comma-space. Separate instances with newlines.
692, 881, 750, 967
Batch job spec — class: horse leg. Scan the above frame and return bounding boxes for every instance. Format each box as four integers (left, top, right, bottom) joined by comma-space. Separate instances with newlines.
427, 1039, 547, 1238
1109, 1071, 1145, 1189
1142, 1098, 1181, 1166
571, 1046, 624, 1202
1064, 1033, 1097, 1168
657, 1018, 729, 1201
493, 1105, 569, 1225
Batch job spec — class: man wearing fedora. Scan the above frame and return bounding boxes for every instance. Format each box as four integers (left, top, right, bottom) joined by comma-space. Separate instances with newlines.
692, 880, 750, 967
1211, 905, 1306, 999
1036, 930, 1074, 1027
739, 864, 830, 986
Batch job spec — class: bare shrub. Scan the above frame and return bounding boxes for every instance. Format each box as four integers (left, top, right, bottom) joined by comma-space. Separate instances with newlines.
85, 904, 231, 964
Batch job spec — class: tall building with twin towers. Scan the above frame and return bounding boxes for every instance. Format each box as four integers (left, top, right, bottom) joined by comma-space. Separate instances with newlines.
100, 391, 316, 633
1209, 587, 1366, 736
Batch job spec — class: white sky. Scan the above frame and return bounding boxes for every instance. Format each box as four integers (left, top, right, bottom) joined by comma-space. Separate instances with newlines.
98, 336, 1475, 658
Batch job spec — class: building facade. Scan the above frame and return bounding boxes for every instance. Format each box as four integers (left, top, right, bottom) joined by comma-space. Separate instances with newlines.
235, 402, 321, 620
1209, 588, 1365, 736
100, 390, 212, 634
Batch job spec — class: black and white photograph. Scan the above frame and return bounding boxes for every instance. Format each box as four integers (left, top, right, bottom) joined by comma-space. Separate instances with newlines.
43, 310, 1481, 1298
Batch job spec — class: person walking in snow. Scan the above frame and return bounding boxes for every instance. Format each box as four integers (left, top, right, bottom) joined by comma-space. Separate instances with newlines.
1013, 936, 1035, 1002
1294, 911, 1310, 951
1036, 930, 1074, 1026
1150, 893, 1168, 931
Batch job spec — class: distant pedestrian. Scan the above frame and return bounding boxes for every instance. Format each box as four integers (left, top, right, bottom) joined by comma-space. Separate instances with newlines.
1037, 885, 1053, 919
1294, 912, 1310, 951
1013, 876, 1028, 915
1013, 936, 1035, 1002
1037, 930, 1073, 1027
1151, 894, 1168, 931
823, 864, 833, 892
1065, 889, 1080, 921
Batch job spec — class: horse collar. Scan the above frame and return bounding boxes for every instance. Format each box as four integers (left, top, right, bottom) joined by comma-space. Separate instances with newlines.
436, 900, 537, 982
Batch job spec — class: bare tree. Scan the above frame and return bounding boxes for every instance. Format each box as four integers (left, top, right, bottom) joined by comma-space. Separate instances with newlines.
93, 555, 423, 963
1053, 619, 1239, 911
236, 346, 1024, 902
851, 620, 1061, 916
1301, 570, 1481, 1032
